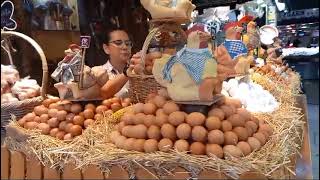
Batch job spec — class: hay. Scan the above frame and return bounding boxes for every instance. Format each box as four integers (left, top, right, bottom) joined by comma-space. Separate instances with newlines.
4, 74, 305, 179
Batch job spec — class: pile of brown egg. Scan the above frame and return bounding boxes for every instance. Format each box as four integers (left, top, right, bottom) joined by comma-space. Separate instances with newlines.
110, 94, 273, 158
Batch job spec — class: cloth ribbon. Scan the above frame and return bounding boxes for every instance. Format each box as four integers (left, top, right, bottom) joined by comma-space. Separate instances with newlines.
162, 47, 213, 84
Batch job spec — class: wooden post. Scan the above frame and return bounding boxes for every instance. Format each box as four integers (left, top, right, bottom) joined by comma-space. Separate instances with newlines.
26, 157, 43, 180
10, 151, 26, 179
105, 166, 129, 179
43, 166, 61, 180
82, 164, 104, 180
1, 146, 10, 179
62, 163, 82, 179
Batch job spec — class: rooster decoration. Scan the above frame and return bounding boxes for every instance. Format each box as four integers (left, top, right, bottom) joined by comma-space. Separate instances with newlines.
152, 24, 220, 102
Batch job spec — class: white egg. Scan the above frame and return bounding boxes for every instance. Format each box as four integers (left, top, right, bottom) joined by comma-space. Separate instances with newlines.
221, 89, 230, 97
222, 81, 231, 91
228, 79, 239, 89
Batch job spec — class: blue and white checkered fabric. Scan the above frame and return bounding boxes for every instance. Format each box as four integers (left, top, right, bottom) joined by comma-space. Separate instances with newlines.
223, 39, 248, 60
162, 47, 213, 84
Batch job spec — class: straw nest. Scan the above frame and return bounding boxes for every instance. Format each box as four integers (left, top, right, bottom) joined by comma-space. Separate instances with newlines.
5, 74, 305, 179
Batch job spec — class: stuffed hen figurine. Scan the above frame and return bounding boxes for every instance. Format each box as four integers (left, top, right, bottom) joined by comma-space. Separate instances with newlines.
217, 22, 254, 75
152, 24, 220, 101
140, 0, 195, 21
52, 44, 109, 100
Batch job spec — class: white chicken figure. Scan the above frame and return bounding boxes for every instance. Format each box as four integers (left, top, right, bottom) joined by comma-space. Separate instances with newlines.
152, 24, 220, 102
140, 0, 196, 21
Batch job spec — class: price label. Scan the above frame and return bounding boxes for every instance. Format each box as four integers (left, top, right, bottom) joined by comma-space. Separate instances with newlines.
1, 0, 17, 30
80, 36, 91, 48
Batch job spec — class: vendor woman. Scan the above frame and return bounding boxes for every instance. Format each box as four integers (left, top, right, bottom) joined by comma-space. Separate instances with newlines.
100, 27, 132, 99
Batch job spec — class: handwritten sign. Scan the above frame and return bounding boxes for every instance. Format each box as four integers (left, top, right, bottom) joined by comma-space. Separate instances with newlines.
80, 36, 91, 48
1, 0, 17, 30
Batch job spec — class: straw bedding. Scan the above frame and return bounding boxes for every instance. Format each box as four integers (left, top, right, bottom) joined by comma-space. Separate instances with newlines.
4, 72, 305, 179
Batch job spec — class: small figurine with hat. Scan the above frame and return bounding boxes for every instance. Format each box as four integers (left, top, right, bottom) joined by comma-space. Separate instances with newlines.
152, 23, 221, 101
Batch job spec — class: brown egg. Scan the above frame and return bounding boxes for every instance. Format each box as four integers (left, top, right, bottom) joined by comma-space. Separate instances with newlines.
245, 125, 254, 137
47, 118, 59, 128
56, 110, 67, 121
156, 109, 166, 116
49, 128, 59, 137
186, 112, 206, 127
115, 136, 127, 149
146, 93, 157, 103
245, 121, 258, 134
111, 102, 122, 112
39, 114, 49, 123
58, 121, 67, 131
192, 126, 207, 142
225, 98, 242, 108
121, 102, 130, 107
223, 145, 243, 158
190, 142, 206, 155
123, 138, 136, 151
258, 124, 273, 136
65, 123, 74, 133
124, 124, 147, 139
94, 113, 103, 120
253, 132, 267, 145
158, 138, 173, 152
133, 103, 144, 114
147, 125, 161, 140
55, 103, 66, 111
84, 119, 95, 128
133, 139, 145, 152
224, 131, 238, 145
154, 114, 168, 127
95, 105, 108, 114
237, 141, 252, 156
110, 131, 121, 143
42, 98, 54, 108
144, 139, 159, 153
18, 118, 26, 127
206, 144, 224, 158
216, 96, 226, 106
153, 95, 166, 108
110, 97, 121, 104
56, 131, 66, 140
250, 116, 260, 126
63, 133, 73, 141
220, 105, 235, 118
208, 130, 224, 145
174, 139, 189, 152
121, 113, 134, 125
117, 121, 126, 133
123, 98, 132, 104
48, 103, 59, 109
65, 113, 75, 123
227, 114, 245, 127
208, 108, 225, 120
69, 125, 82, 136
48, 109, 58, 118
34, 105, 48, 116
34, 116, 41, 123
176, 123, 191, 140
168, 111, 185, 126
143, 103, 157, 115
236, 108, 251, 121
24, 112, 36, 122
73, 115, 85, 126
163, 101, 179, 115
70, 104, 82, 114
221, 120, 232, 132
232, 127, 249, 141
144, 114, 156, 127
37, 123, 50, 134
83, 109, 95, 119
85, 103, 96, 111
247, 137, 261, 151
205, 116, 221, 130
63, 103, 72, 112
161, 123, 176, 141
133, 113, 145, 125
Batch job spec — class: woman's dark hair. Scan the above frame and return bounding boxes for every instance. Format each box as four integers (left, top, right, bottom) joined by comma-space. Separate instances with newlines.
102, 26, 130, 45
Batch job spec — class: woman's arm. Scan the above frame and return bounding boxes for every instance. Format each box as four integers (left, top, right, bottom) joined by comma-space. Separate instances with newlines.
100, 74, 129, 99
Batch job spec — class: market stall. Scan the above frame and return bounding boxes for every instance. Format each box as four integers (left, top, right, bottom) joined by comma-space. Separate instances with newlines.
1, 0, 315, 179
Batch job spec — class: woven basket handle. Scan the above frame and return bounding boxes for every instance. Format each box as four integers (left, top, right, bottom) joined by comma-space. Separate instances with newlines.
139, 26, 161, 72
1, 31, 48, 98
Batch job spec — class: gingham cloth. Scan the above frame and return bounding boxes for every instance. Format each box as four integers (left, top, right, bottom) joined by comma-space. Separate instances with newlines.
223, 39, 248, 60
163, 47, 213, 84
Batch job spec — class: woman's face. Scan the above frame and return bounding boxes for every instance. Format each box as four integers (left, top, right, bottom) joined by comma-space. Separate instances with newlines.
103, 30, 132, 64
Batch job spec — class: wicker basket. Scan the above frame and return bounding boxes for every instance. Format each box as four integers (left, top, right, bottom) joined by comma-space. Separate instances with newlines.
128, 22, 186, 103
1, 31, 48, 129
